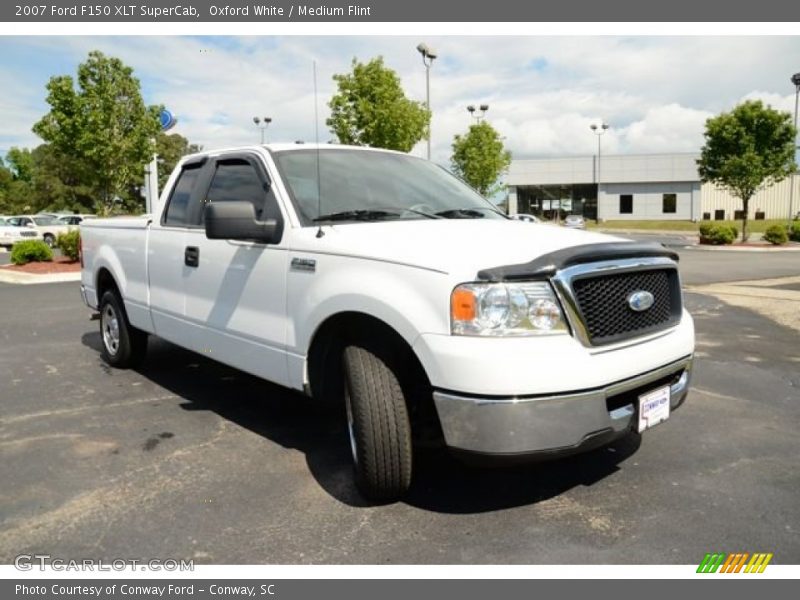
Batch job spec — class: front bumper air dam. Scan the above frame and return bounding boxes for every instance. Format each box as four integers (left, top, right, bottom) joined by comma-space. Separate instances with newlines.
433, 355, 692, 459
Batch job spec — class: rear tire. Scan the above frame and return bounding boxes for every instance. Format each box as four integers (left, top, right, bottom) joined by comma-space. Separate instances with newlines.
99, 290, 147, 368
343, 343, 413, 502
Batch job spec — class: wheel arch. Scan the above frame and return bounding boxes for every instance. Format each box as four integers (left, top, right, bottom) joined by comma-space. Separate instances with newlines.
95, 266, 121, 301
306, 311, 443, 445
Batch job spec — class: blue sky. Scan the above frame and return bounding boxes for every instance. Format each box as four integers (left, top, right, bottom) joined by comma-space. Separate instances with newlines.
1, 36, 799, 165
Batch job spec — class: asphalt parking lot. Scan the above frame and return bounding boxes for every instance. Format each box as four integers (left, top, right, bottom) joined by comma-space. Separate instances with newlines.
0, 247, 798, 564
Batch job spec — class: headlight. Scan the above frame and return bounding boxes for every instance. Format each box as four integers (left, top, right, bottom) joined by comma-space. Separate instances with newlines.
451, 281, 568, 336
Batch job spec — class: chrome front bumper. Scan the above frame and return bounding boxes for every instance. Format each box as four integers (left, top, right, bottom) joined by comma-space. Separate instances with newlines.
433, 355, 692, 457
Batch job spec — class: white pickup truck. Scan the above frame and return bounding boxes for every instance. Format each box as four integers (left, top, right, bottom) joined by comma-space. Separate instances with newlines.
80, 144, 694, 501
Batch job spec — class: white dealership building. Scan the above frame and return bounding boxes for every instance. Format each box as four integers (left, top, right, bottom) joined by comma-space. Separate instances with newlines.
506, 152, 798, 222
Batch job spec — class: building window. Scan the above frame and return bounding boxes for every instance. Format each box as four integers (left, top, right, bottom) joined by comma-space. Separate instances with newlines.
662, 193, 677, 214
619, 194, 633, 214
714, 209, 725, 220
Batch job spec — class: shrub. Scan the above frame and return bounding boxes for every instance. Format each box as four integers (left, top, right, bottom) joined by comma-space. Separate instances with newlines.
10, 240, 54, 265
790, 222, 800, 243
762, 224, 788, 245
56, 229, 80, 261
698, 223, 737, 245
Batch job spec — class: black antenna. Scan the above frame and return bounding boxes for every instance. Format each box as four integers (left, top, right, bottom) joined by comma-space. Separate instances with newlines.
313, 60, 324, 238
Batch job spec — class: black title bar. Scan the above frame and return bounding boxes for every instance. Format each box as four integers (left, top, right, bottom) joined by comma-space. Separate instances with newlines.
4, 0, 800, 22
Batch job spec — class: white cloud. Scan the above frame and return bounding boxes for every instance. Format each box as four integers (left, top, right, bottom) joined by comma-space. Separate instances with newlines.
2, 35, 800, 166
619, 103, 713, 154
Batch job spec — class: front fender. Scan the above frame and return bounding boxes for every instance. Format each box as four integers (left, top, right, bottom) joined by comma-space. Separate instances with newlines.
286, 254, 450, 390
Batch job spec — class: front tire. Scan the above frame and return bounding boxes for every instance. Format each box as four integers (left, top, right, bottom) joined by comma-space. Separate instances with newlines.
343, 343, 413, 502
43, 234, 55, 248
99, 290, 147, 368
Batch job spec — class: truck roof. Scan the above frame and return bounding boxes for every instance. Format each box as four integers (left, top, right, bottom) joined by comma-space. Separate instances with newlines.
181, 143, 410, 162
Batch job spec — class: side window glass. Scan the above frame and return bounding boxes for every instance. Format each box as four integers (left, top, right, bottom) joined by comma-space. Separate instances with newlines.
204, 159, 280, 223
164, 164, 202, 226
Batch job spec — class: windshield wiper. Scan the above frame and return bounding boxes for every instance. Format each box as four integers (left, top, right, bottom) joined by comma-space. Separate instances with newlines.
435, 208, 489, 219
313, 206, 443, 222
312, 209, 401, 222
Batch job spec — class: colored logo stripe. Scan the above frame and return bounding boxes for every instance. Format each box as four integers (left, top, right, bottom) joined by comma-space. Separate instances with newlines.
745, 553, 773, 573
697, 553, 725, 573
697, 552, 773, 573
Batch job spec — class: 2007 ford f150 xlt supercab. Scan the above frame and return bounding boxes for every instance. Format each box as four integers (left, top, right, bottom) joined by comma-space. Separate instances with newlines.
80, 144, 694, 501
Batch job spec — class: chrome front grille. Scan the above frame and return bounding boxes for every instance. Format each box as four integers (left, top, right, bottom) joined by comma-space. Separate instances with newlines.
551, 257, 683, 347
572, 268, 680, 345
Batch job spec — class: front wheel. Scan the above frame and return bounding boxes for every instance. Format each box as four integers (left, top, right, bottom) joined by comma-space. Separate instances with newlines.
43, 234, 55, 248
99, 290, 147, 368
343, 344, 413, 502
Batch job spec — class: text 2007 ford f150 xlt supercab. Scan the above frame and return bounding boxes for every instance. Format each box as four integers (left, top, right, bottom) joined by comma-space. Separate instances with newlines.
80, 144, 694, 501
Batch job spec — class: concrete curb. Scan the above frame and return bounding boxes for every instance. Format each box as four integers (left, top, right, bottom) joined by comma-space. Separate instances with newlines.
594, 228, 699, 239
0, 270, 81, 285
594, 228, 800, 251
688, 244, 800, 253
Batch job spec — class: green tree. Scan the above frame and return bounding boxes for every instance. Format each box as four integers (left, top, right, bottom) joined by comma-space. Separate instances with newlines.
327, 57, 430, 152
697, 100, 797, 241
5, 147, 35, 182
450, 121, 512, 197
0, 158, 14, 212
33, 50, 162, 215
30, 144, 95, 213
155, 132, 202, 191
0, 157, 12, 188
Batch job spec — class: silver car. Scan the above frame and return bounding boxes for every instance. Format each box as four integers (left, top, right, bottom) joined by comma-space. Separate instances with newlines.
511, 213, 541, 223
564, 215, 586, 229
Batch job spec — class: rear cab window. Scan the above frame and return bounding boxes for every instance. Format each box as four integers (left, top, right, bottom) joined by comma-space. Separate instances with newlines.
163, 162, 204, 227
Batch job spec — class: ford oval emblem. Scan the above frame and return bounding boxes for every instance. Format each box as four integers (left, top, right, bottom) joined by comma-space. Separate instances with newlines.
627, 290, 655, 312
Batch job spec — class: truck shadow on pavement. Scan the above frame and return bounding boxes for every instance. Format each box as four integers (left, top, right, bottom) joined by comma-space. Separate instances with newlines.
82, 332, 642, 514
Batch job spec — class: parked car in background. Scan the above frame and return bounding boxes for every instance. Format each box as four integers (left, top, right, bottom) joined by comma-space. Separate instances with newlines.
6, 215, 74, 247
57, 214, 96, 226
564, 215, 586, 230
0, 221, 43, 249
511, 213, 541, 223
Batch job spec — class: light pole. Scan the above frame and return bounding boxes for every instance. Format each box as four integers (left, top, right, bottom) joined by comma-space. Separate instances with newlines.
590, 122, 610, 220
789, 72, 800, 227
467, 104, 489, 123
417, 42, 437, 160
253, 116, 272, 144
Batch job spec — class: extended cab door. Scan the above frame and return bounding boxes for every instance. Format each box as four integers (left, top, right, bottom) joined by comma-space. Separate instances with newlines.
147, 157, 208, 349
181, 152, 290, 387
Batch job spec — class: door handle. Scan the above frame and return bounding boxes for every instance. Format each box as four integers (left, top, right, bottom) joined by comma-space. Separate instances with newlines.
184, 246, 199, 267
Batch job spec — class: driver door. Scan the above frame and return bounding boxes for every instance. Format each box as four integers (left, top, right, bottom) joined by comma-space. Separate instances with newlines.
181, 152, 290, 387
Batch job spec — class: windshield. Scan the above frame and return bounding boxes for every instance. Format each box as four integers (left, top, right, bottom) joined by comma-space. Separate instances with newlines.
272, 149, 507, 225
33, 216, 57, 225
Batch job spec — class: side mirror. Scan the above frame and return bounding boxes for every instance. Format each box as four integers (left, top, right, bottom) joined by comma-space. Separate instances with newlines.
204, 201, 278, 244
27, 222, 36, 228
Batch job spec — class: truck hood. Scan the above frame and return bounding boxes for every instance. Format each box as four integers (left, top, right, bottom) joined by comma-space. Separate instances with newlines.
294, 219, 628, 277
